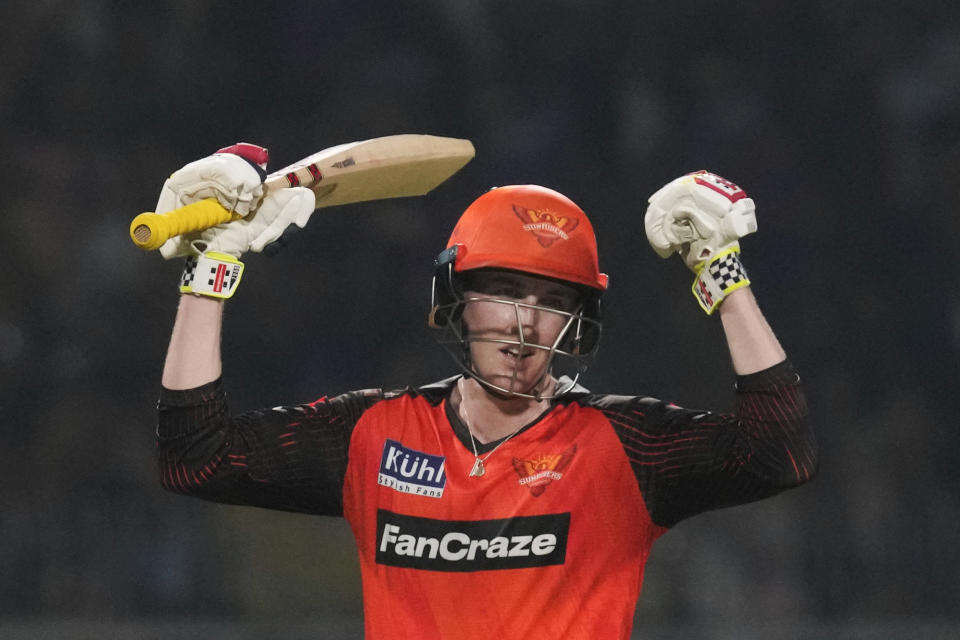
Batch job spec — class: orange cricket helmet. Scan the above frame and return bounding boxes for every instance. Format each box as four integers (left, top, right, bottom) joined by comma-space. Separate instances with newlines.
444, 184, 609, 291
430, 185, 608, 398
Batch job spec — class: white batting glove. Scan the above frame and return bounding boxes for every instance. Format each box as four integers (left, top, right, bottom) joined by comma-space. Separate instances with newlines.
158, 143, 316, 259
172, 187, 316, 299
645, 171, 757, 314
157, 145, 269, 260
155, 143, 317, 298
183, 186, 317, 258
644, 170, 757, 271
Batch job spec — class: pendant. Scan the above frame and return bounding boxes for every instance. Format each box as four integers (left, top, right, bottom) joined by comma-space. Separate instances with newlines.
469, 457, 485, 477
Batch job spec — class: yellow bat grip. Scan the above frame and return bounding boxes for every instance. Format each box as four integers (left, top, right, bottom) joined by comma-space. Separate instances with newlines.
129, 198, 239, 251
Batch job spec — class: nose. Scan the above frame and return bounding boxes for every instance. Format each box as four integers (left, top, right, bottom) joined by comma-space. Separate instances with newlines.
513, 295, 540, 338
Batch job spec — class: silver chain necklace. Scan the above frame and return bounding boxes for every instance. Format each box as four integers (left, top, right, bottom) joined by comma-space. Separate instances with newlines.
457, 377, 534, 478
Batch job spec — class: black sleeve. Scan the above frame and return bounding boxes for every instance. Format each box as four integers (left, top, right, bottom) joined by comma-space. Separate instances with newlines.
596, 360, 818, 528
156, 379, 383, 516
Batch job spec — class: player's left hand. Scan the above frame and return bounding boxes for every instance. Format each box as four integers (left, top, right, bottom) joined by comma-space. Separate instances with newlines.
644, 170, 757, 271
163, 184, 317, 299
184, 186, 317, 259
645, 171, 757, 314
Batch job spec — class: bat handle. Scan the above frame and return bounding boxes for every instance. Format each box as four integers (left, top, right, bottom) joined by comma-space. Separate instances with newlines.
129, 198, 239, 251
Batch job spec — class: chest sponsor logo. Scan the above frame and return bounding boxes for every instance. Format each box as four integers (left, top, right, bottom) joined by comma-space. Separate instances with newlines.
512, 444, 577, 496
376, 509, 570, 572
378, 439, 447, 499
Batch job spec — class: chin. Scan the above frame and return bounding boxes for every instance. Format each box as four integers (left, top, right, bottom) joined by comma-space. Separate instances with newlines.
469, 346, 551, 393
480, 370, 547, 395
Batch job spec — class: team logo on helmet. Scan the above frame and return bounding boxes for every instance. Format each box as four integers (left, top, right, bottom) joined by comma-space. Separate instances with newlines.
512, 445, 577, 496
513, 205, 580, 248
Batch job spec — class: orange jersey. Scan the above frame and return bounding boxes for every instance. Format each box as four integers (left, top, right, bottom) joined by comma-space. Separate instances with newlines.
343, 388, 662, 639
158, 362, 816, 639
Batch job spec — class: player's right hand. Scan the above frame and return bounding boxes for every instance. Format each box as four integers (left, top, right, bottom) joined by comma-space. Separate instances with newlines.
156, 143, 315, 260
644, 170, 757, 271
157, 145, 267, 215
156, 144, 267, 259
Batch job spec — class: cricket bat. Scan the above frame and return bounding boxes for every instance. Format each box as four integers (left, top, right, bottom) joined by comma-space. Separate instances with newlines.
130, 134, 476, 250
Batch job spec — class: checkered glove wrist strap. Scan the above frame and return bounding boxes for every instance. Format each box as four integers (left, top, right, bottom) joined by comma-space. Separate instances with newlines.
692, 248, 750, 315
179, 252, 244, 299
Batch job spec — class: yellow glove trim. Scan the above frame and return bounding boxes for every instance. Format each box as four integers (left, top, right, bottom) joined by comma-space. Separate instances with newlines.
179, 252, 244, 299
691, 247, 750, 315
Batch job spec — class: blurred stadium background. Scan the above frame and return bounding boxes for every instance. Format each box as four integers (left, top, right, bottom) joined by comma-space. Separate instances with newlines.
1, 1, 958, 638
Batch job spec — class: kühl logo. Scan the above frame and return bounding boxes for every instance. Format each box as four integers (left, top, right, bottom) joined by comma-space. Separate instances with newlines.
378, 439, 447, 499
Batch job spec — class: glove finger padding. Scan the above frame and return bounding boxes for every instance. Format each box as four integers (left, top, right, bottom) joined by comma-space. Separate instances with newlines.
644, 170, 757, 271
164, 153, 265, 216
157, 150, 267, 260
188, 186, 316, 257
248, 187, 317, 253
175, 186, 316, 299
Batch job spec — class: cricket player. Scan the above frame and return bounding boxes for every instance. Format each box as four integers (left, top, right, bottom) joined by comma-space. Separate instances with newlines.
155, 144, 817, 639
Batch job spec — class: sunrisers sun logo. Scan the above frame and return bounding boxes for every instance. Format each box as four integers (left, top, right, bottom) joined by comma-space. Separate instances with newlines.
376, 509, 570, 572
513, 205, 580, 247
512, 444, 577, 497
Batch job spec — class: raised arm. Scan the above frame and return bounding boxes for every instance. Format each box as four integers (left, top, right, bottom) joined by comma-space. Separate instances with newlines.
717, 286, 785, 375
621, 170, 817, 526
152, 143, 315, 390
148, 144, 364, 515
645, 170, 788, 372
162, 295, 224, 390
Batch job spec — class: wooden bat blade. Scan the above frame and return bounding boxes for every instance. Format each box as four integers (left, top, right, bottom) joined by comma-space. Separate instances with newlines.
130, 134, 475, 251
267, 134, 475, 208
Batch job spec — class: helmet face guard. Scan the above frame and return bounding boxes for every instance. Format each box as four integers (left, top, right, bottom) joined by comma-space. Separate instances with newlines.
429, 185, 608, 398
430, 250, 603, 400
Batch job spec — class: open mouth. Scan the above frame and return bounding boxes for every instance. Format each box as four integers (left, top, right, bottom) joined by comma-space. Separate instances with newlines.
501, 346, 535, 360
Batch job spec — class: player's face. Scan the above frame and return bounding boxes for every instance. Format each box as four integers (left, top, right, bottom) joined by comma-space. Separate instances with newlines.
461, 270, 580, 395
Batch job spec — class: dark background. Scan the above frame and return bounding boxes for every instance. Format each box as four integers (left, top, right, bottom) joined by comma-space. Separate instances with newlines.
2, 1, 958, 638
